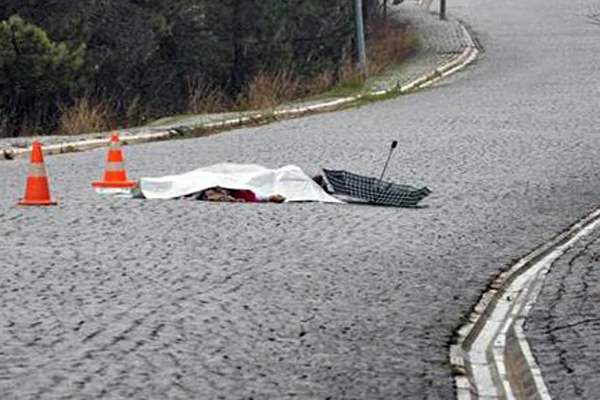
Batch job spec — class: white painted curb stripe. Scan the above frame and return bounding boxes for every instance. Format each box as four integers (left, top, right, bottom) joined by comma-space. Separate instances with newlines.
452, 209, 600, 399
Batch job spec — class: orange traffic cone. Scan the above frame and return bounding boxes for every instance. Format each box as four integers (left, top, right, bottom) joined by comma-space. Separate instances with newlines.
18, 141, 57, 206
92, 130, 137, 191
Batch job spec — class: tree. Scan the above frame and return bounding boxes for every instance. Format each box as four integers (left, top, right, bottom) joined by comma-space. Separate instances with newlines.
0, 15, 86, 136
0, 1, 362, 136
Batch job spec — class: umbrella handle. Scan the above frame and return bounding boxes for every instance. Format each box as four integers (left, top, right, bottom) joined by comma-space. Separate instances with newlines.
378, 140, 398, 182
372, 141, 398, 204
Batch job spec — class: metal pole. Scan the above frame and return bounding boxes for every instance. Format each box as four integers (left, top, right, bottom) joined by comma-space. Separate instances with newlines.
354, 0, 368, 80
440, 0, 446, 20
378, 141, 398, 182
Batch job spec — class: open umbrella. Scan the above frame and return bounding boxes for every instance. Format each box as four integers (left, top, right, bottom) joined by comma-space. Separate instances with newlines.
322, 169, 431, 207
321, 140, 431, 207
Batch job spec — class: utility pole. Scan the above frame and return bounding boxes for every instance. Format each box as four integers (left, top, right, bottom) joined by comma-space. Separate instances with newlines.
440, 0, 446, 20
354, 0, 368, 80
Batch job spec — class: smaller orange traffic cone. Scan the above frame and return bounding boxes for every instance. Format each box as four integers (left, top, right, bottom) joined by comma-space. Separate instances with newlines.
18, 141, 57, 206
92, 130, 137, 190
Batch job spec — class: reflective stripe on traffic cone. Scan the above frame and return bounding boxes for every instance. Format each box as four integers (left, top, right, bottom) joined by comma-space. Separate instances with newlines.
18, 141, 57, 206
92, 131, 137, 189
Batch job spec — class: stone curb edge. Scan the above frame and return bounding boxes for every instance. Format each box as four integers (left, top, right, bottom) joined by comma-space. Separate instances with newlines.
450, 209, 600, 399
1, 18, 479, 161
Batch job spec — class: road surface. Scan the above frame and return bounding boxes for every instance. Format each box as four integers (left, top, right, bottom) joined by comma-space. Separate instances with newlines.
1, 0, 599, 398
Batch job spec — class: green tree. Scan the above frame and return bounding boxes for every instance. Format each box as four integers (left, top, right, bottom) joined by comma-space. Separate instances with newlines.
0, 14, 86, 136
0, 1, 368, 136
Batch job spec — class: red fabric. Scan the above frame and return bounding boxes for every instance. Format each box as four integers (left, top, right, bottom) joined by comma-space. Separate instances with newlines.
230, 189, 259, 202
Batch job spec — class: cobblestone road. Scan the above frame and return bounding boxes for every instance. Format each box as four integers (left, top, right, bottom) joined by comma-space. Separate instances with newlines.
527, 229, 600, 399
1, 0, 599, 399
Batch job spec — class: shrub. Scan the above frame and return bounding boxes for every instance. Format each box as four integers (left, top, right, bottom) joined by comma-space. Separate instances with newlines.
236, 69, 301, 110
59, 97, 109, 135
367, 15, 419, 74
0, 15, 87, 136
186, 74, 229, 114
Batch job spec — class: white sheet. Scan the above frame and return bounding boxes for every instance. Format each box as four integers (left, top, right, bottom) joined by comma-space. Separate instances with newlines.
139, 163, 343, 203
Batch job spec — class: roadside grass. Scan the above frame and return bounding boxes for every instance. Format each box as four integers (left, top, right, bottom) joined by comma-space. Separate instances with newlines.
306, 18, 420, 101
59, 97, 110, 135
186, 73, 229, 114
202, 15, 420, 112
17, 14, 420, 137
322, 76, 366, 98
149, 17, 420, 132
368, 15, 420, 74
235, 69, 301, 110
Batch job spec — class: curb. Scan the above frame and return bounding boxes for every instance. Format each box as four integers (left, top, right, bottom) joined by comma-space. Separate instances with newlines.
451, 209, 600, 399
1, 18, 479, 161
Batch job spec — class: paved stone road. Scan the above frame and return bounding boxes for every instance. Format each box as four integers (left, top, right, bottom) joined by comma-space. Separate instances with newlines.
1, 0, 599, 399
527, 228, 600, 399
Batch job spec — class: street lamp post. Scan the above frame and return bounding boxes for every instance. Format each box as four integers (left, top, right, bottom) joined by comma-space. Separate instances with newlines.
354, 0, 368, 80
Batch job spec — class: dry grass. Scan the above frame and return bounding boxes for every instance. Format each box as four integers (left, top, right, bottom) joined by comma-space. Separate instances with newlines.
303, 17, 419, 99
367, 16, 419, 74
59, 97, 110, 135
236, 70, 301, 110
186, 74, 229, 114
49, 15, 418, 135
125, 94, 143, 121
338, 56, 361, 84
306, 69, 336, 94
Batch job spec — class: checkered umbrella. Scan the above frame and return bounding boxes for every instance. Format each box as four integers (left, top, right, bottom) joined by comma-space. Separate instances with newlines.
322, 169, 431, 207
